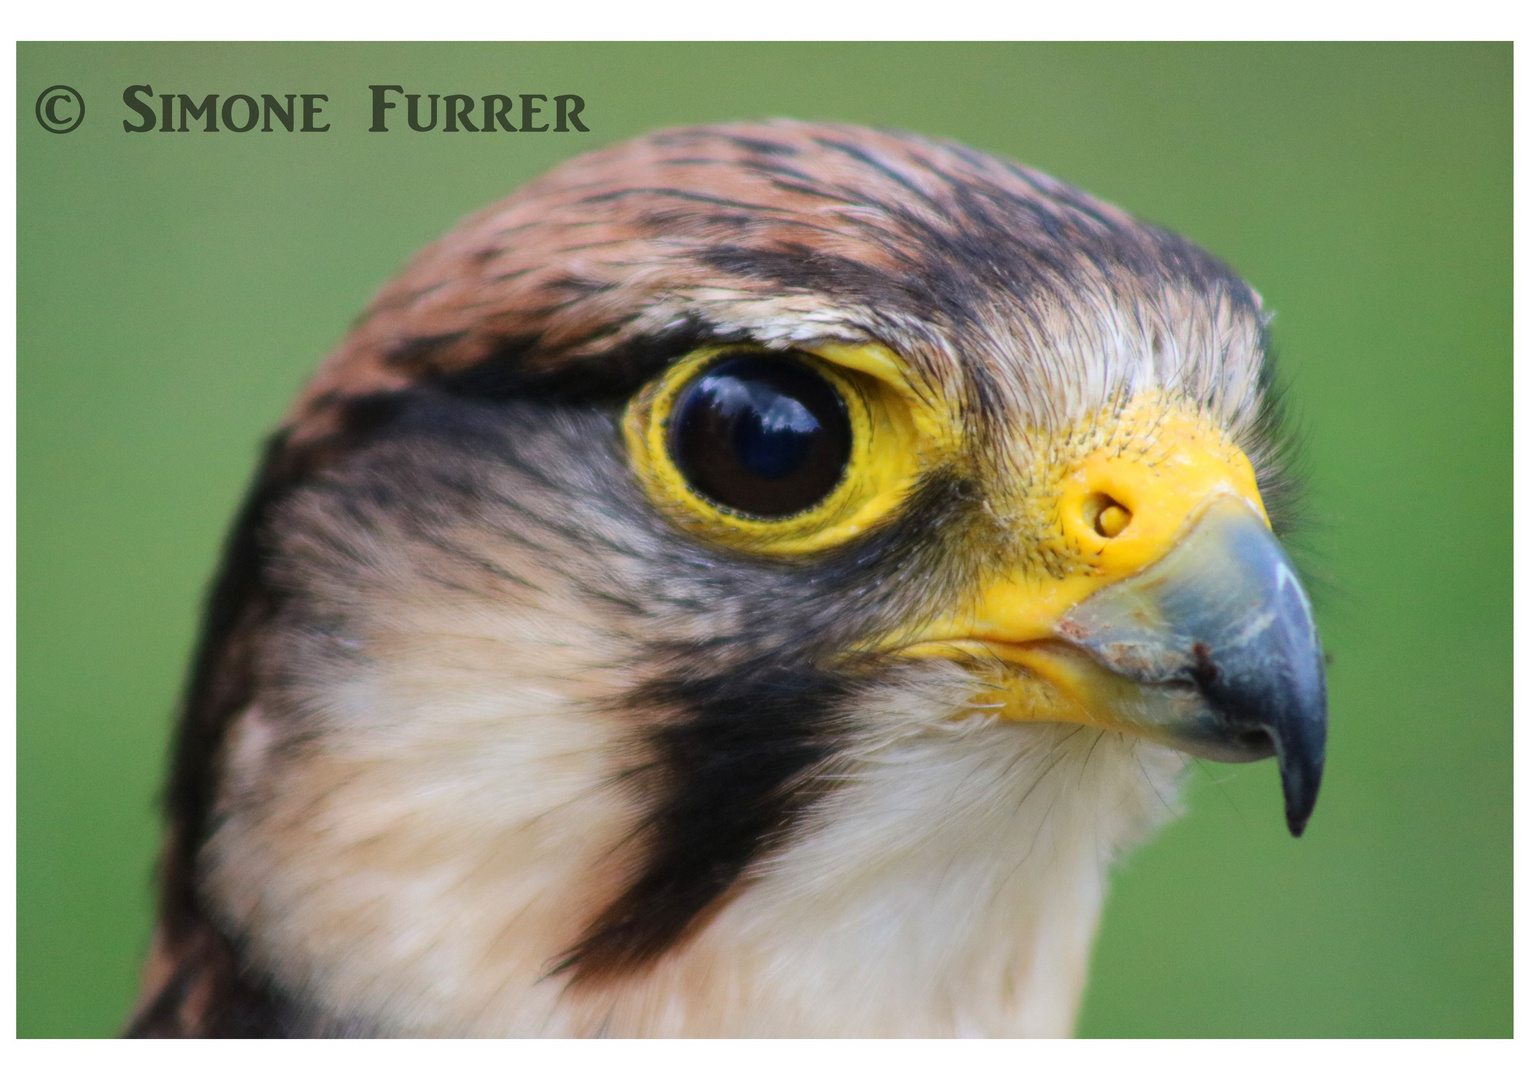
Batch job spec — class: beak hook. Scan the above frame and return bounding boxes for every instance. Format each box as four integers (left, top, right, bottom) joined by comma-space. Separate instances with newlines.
1058, 498, 1328, 836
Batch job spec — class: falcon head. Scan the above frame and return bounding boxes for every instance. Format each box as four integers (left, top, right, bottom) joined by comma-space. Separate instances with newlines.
128, 121, 1325, 1037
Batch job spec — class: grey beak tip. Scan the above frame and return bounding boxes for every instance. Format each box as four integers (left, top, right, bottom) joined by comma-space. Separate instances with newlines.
1285, 798, 1313, 838
1279, 731, 1326, 838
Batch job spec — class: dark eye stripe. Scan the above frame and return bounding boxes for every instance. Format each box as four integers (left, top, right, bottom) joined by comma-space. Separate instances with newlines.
668, 354, 850, 518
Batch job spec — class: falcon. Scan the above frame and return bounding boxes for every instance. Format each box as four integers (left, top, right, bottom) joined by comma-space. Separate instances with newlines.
126, 121, 1326, 1037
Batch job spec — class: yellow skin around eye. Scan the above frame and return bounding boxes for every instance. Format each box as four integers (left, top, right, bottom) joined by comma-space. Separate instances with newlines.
622, 343, 954, 556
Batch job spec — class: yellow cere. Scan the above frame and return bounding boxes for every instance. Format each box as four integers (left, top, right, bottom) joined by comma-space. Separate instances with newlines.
623, 342, 960, 555
894, 392, 1269, 726
904, 396, 1266, 642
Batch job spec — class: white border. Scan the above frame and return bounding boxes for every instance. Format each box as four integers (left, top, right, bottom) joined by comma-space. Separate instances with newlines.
6, 22, 1521, 1074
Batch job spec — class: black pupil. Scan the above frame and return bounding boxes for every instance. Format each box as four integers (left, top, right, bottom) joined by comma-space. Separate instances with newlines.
668, 354, 851, 518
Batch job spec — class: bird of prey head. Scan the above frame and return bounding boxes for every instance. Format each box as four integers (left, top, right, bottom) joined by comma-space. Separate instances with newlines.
127, 121, 1325, 1038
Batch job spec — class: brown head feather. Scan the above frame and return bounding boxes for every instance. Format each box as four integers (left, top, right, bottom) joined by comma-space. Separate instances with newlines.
290, 121, 1265, 454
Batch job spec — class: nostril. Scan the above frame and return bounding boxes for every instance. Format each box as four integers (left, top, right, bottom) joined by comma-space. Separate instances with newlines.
1083, 493, 1132, 539
1098, 503, 1131, 538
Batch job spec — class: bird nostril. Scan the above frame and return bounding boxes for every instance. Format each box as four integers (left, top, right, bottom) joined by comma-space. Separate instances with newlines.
1083, 493, 1132, 539
1098, 504, 1131, 538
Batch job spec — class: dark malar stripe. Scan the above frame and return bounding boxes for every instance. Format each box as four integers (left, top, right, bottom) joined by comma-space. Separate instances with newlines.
558, 663, 857, 981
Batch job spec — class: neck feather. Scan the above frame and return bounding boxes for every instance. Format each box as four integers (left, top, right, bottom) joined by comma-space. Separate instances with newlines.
205, 662, 1183, 1036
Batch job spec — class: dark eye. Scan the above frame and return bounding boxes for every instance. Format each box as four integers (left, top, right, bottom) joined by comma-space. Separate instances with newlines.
668, 353, 851, 518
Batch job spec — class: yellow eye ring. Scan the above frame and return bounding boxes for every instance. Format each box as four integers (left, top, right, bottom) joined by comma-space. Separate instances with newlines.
623, 342, 947, 556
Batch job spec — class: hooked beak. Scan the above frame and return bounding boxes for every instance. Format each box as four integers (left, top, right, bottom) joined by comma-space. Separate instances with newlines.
1052, 498, 1327, 836
892, 406, 1328, 836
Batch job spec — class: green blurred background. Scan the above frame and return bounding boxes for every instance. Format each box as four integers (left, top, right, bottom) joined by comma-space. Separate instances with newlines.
18, 43, 1511, 1037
